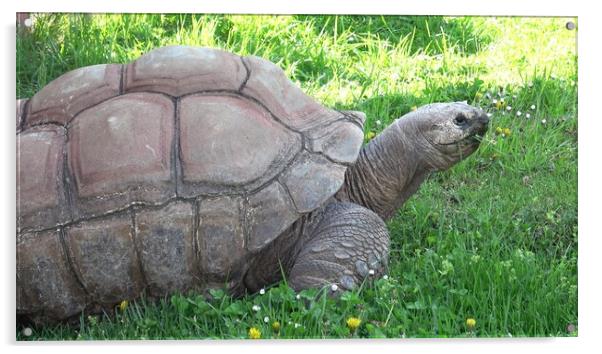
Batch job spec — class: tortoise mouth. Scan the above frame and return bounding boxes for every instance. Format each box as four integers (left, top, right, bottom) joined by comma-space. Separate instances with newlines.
435, 132, 484, 156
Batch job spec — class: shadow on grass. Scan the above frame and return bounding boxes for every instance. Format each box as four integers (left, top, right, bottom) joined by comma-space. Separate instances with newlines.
334, 78, 488, 126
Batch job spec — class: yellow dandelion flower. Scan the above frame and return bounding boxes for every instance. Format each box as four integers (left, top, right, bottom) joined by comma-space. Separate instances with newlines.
118, 300, 128, 312
272, 321, 281, 332
346, 317, 362, 332
466, 318, 476, 330
248, 327, 261, 339
495, 127, 503, 135
503, 128, 511, 137
495, 101, 503, 110
365, 131, 376, 140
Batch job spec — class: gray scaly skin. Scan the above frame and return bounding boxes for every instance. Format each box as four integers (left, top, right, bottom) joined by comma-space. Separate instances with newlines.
244, 102, 489, 292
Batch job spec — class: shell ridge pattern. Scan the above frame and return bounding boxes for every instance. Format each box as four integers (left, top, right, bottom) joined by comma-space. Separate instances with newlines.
18, 45, 365, 256
238, 56, 252, 92
57, 226, 91, 298
130, 208, 150, 292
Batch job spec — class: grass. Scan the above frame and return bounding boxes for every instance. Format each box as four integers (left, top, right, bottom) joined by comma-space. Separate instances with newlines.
16, 14, 577, 340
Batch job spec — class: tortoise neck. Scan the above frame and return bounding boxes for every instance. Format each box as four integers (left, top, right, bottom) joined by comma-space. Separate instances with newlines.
336, 118, 430, 221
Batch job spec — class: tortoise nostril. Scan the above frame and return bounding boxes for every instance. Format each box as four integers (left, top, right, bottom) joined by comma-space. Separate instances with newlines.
479, 113, 490, 126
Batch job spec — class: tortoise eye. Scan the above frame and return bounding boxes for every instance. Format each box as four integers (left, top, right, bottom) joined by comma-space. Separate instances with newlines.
454, 114, 467, 125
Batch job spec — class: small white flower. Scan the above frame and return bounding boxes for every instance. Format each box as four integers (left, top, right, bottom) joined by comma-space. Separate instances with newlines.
506, 106, 512, 111
331, 284, 338, 292
526, 113, 531, 118
500, 98, 505, 103
368, 269, 375, 276
492, 99, 498, 104
294, 323, 301, 328
512, 95, 517, 99
296, 294, 301, 300
486, 113, 492, 118
541, 119, 547, 124
375, 120, 382, 126
516, 111, 522, 117
264, 316, 270, 323
259, 288, 265, 295
383, 274, 389, 280
530, 104, 536, 110
528, 82, 533, 88
252, 305, 261, 312
22, 327, 32, 337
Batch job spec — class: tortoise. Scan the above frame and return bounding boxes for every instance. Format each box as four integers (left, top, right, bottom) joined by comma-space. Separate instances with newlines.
16, 45, 489, 324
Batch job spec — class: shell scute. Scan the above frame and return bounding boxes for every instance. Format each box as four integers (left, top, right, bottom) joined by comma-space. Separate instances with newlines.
17, 125, 69, 231
178, 94, 301, 196
27, 64, 121, 126
241, 55, 341, 131
125, 46, 247, 96
68, 93, 175, 218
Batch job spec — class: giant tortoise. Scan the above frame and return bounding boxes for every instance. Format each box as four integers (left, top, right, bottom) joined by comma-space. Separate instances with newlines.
16, 45, 489, 324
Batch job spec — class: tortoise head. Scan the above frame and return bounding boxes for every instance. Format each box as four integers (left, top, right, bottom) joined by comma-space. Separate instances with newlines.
401, 102, 489, 171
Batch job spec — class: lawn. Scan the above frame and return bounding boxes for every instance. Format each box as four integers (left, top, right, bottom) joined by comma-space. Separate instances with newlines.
16, 14, 578, 339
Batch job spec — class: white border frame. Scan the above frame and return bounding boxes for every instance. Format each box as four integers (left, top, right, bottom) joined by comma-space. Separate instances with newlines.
4, 1, 599, 353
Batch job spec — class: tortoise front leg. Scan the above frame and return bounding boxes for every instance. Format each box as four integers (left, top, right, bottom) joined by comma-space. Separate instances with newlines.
288, 202, 389, 292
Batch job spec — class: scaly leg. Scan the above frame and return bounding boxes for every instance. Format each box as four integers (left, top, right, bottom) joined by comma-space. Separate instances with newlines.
288, 202, 389, 291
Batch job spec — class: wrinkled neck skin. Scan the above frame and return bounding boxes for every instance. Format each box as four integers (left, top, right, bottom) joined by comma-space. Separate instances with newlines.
336, 117, 441, 221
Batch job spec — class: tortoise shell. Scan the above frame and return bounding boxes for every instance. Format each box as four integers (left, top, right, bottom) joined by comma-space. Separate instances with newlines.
16, 46, 364, 318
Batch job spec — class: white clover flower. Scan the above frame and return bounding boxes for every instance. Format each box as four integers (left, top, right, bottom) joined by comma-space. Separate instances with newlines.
264, 316, 270, 323
531, 104, 536, 110
516, 111, 522, 117
526, 113, 531, 119
296, 294, 301, 300
528, 82, 533, 88
331, 284, 339, 292
375, 120, 382, 126
294, 323, 301, 328
506, 106, 512, 111
22, 327, 32, 337
486, 113, 492, 118
492, 99, 498, 104
259, 288, 265, 295
24, 18, 33, 27
252, 305, 261, 312
368, 269, 375, 276
383, 274, 389, 280
541, 119, 547, 124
